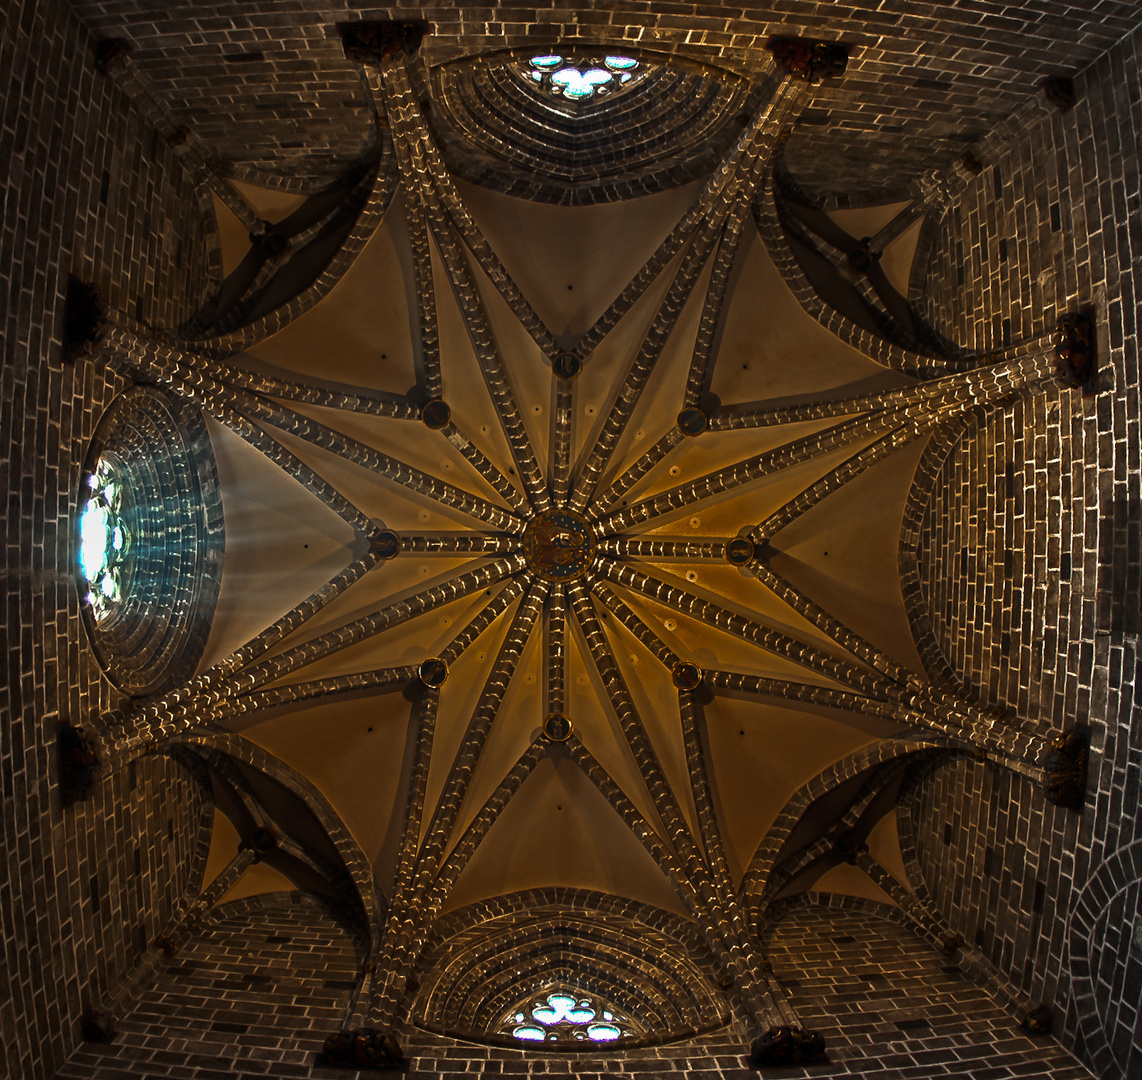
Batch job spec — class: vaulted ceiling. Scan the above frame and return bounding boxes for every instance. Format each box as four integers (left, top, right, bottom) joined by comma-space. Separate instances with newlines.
54, 2, 1134, 1061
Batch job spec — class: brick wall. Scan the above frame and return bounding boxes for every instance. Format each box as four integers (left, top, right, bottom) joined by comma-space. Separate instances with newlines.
904, 756, 1080, 1013
55, 898, 364, 1080
0, 0, 211, 1076
64, 1, 1142, 198
910, 20, 1142, 1079
53, 894, 1098, 1080
765, 904, 1092, 1078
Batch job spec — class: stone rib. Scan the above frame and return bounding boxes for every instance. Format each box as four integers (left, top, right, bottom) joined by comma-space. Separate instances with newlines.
551, 379, 574, 507
413, 581, 548, 886
398, 532, 518, 555
440, 580, 525, 665
440, 422, 528, 513
600, 562, 882, 696
236, 558, 526, 694
386, 59, 559, 359
569, 82, 804, 512
598, 409, 911, 536
599, 537, 727, 561
576, 76, 802, 357
545, 586, 566, 717
385, 66, 549, 511
591, 581, 682, 671
595, 427, 685, 512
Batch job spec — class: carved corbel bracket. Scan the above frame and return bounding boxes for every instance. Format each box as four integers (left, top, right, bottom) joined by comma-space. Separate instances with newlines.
767, 38, 850, 82
1054, 308, 1099, 392
747, 1025, 827, 1068
319, 1028, 405, 1071
339, 20, 431, 64
1043, 726, 1089, 809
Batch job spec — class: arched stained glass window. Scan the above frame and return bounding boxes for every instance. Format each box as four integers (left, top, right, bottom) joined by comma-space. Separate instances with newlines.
79, 457, 131, 621
500, 989, 637, 1044
521, 52, 648, 102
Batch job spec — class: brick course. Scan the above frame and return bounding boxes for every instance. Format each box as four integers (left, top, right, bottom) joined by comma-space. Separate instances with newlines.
908, 19, 1142, 1078
0, 0, 210, 1076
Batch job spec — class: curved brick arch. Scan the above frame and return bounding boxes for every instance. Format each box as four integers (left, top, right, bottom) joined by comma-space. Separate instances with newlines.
760, 888, 906, 944
898, 414, 980, 692
426, 886, 715, 961
201, 887, 372, 953
414, 888, 729, 1046
1067, 841, 1142, 1080
428, 48, 765, 205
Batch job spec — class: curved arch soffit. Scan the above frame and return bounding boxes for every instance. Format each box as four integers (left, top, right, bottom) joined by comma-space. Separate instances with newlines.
174, 727, 384, 939
753, 170, 963, 378
738, 737, 941, 907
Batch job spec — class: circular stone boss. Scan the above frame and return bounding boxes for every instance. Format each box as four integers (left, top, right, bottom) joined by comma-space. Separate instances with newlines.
523, 509, 596, 583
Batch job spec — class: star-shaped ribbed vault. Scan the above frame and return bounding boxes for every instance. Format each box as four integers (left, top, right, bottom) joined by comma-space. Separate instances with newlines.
89, 40, 1065, 1050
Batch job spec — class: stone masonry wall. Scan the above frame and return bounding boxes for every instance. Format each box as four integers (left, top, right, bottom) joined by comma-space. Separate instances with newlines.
765, 906, 1093, 1078
0, 0, 211, 1076
912, 20, 1141, 1079
904, 756, 1079, 1015
55, 899, 364, 1080
64, 0, 1142, 198
52, 895, 1096, 1080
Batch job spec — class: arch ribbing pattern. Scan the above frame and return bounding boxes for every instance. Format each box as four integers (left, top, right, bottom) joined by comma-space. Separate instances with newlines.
429, 52, 765, 205
414, 891, 729, 1046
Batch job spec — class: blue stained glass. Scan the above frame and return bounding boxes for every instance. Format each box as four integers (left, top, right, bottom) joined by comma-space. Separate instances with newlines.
530, 55, 563, 68
79, 501, 112, 581
604, 56, 638, 70
551, 67, 613, 98
533, 993, 595, 1025
78, 458, 130, 620
505, 989, 633, 1044
587, 1024, 621, 1041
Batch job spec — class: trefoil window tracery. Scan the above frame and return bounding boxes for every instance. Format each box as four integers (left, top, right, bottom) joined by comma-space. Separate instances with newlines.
501, 990, 634, 1043
522, 53, 645, 102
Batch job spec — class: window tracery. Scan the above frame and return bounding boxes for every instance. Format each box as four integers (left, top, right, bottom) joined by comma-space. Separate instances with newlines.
522, 53, 645, 102
79, 457, 130, 621
501, 990, 636, 1043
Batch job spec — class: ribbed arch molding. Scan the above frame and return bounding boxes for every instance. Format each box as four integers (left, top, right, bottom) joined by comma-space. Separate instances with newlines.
413, 891, 729, 1046
428, 50, 766, 204
77, 386, 224, 695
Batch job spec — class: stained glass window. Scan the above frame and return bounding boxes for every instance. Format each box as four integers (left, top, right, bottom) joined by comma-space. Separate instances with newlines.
78, 458, 130, 620
500, 990, 636, 1044
522, 53, 646, 102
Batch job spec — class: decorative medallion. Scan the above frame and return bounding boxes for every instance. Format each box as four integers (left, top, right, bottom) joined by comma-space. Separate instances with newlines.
553, 351, 582, 380
671, 661, 704, 691
421, 399, 452, 429
372, 530, 402, 559
677, 407, 708, 436
418, 657, 449, 687
724, 537, 755, 565
523, 510, 596, 583
542, 712, 573, 742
